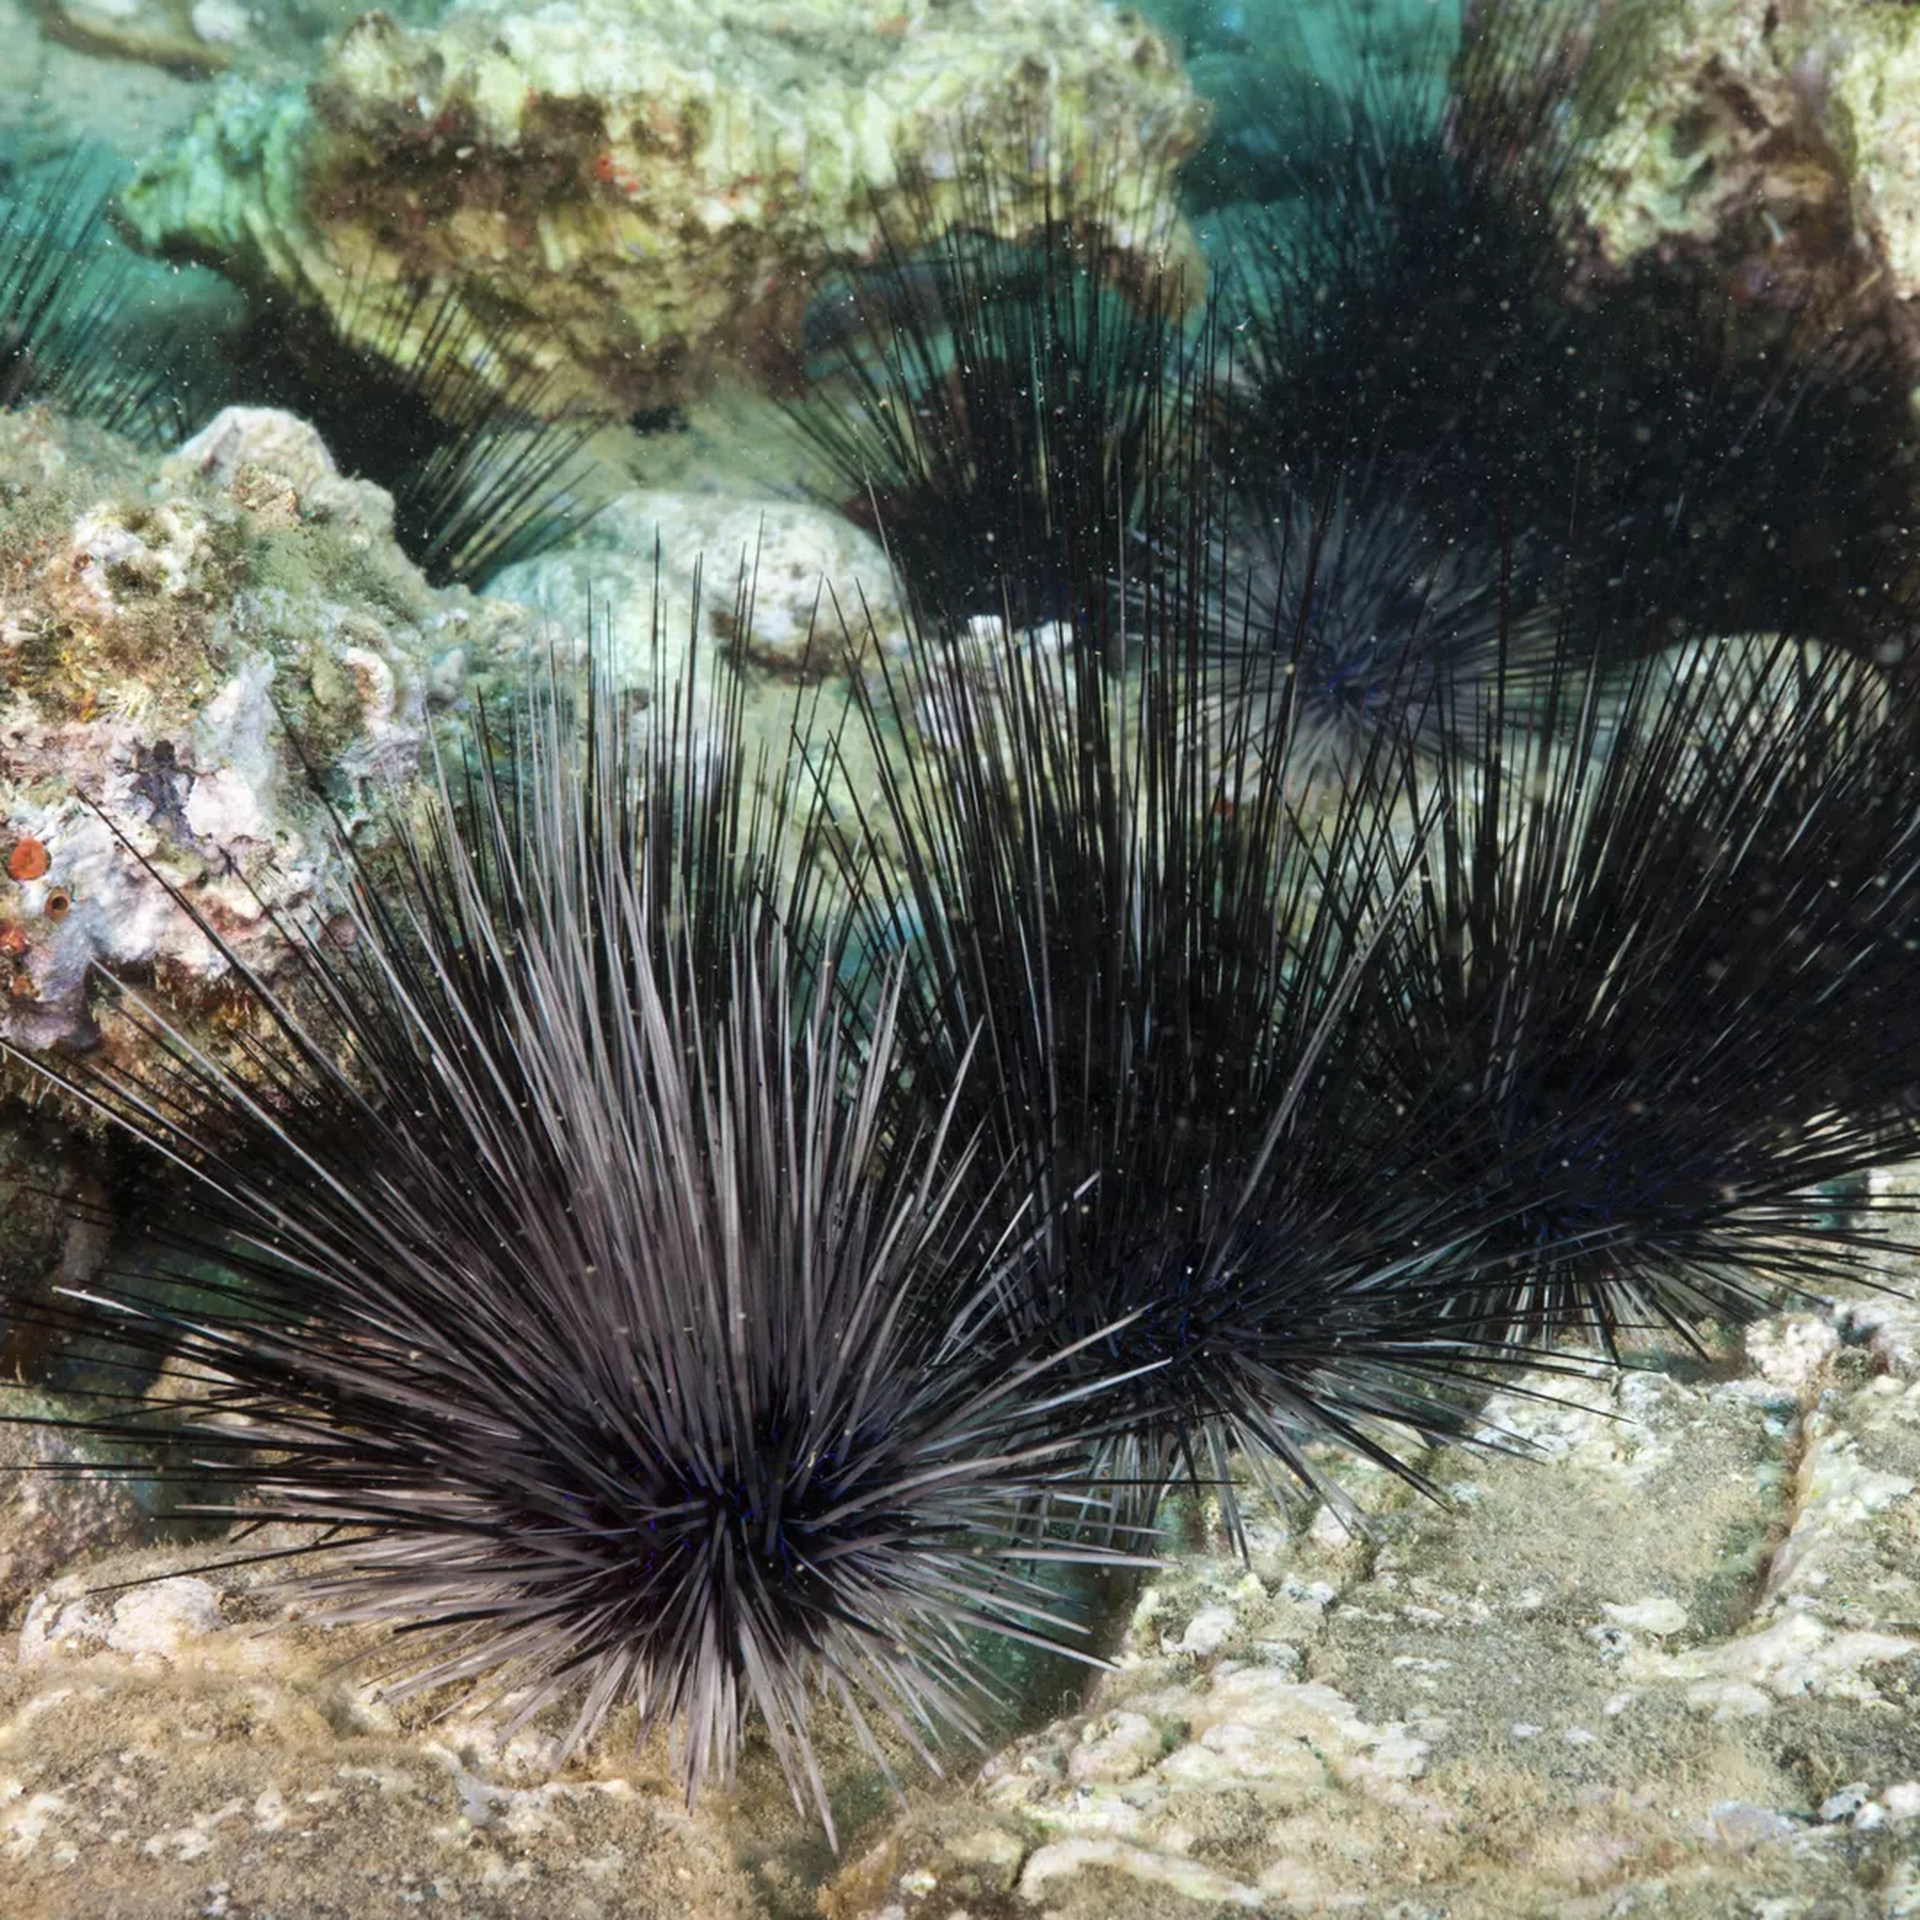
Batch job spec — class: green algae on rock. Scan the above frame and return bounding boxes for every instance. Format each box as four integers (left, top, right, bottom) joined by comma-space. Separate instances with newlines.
119, 0, 1208, 419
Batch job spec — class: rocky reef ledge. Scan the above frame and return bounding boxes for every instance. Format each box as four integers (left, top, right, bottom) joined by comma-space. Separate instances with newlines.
118, 0, 1206, 417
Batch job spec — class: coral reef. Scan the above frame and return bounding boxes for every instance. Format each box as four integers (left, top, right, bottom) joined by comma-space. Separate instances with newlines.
7, 0, 1920, 1913
0, 402, 530, 1054
119, 0, 1207, 416
1580, 0, 1911, 319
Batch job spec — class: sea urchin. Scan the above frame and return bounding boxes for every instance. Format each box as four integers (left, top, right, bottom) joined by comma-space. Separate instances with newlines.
4, 629, 1138, 1837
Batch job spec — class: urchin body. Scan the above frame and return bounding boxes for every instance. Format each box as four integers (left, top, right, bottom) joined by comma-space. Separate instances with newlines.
823, 550, 1534, 1539
10, 654, 1127, 1836
1191, 474, 1550, 796
1352, 634, 1920, 1347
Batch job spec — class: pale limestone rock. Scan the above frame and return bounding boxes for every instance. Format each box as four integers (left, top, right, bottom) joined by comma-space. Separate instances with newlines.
1155, 1722, 1326, 1804
1601, 1596, 1689, 1638
1685, 1679, 1774, 1721
1641, 1608, 1916, 1704
121, 0, 1206, 416
1187, 1670, 1429, 1793
160, 405, 395, 536
1699, 1801, 1802, 1852
18, 1591, 113, 1666
105, 1577, 223, 1658
1838, 1295, 1920, 1379
1762, 1421, 1916, 1609
1165, 1603, 1236, 1659
29, 0, 245, 73
1890, 1859, 1920, 1920
1747, 1313, 1840, 1394
492, 488, 908, 681
943, 1826, 1023, 1893
1473, 1367, 1683, 1483
1065, 1711, 1162, 1787
1819, 1781, 1873, 1823
1022, 1789, 1146, 1842
1017, 1835, 1265, 1910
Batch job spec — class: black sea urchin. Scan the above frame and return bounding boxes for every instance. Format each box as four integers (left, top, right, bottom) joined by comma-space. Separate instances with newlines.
4, 625, 1137, 1837
812, 541, 1545, 1538
1568, 278, 1920, 657
785, 150, 1194, 634
1215, 0, 1920, 658
1345, 627, 1920, 1353
1, 161, 198, 444
1212, 0, 1638, 554
1182, 463, 1558, 800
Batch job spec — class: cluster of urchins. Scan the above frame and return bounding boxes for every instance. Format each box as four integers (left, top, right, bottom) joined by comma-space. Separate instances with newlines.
11, 0, 1920, 1843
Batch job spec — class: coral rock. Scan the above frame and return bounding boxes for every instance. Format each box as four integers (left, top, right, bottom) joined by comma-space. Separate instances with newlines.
120, 0, 1207, 416
28, 0, 249, 76
0, 1402, 153, 1610
0, 405, 529, 1054
1582, 0, 1920, 331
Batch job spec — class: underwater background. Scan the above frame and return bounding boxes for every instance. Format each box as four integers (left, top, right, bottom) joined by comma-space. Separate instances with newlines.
5, 1, 1920, 1917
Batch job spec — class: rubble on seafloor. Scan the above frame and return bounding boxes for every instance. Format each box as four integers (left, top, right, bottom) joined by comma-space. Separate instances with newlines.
819, 1251, 1920, 1920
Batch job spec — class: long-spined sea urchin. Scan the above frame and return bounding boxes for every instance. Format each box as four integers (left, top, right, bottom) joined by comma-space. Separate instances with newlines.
228, 279, 604, 587
2, 612, 1144, 1839
809, 513, 1556, 1540
1, 159, 201, 445
1344, 625, 1920, 1353
785, 145, 1194, 635
1214, 0, 1920, 659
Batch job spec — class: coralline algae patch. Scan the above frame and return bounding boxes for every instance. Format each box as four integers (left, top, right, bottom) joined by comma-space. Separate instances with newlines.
0, 403, 530, 1053
117, 0, 1208, 417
